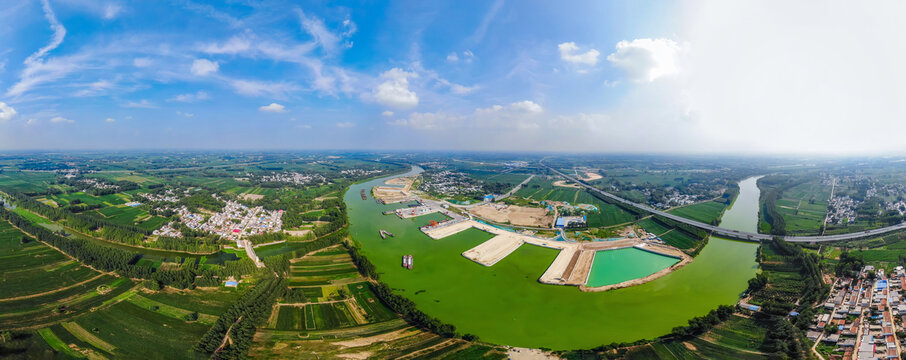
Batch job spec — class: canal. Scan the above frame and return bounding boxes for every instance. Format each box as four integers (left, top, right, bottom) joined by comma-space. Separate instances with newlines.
345, 168, 761, 349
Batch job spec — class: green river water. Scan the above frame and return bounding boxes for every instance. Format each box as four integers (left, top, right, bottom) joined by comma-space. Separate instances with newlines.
345, 168, 761, 349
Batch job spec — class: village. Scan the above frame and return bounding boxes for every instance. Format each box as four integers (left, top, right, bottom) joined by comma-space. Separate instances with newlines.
810, 265, 906, 359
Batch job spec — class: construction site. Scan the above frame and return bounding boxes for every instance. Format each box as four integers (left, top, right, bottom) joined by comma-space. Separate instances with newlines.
469, 202, 553, 227
372, 176, 417, 204
419, 218, 690, 290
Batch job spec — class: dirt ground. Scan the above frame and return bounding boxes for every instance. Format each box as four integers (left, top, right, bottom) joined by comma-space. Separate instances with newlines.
581, 171, 602, 181
240, 193, 264, 201
471, 203, 552, 227
552, 180, 582, 188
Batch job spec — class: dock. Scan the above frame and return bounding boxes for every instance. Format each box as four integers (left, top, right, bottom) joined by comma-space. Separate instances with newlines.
379, 229, 395, 239
461, 234, 525, 267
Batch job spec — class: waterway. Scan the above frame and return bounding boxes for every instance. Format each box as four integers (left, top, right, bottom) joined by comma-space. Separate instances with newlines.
345, 169, 761, 349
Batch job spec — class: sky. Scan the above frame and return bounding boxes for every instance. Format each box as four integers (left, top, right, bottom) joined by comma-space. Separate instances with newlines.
0, 0, 904, 155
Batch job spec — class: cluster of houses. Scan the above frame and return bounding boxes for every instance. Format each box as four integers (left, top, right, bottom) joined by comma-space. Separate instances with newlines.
138, 189, 181, 203
340, 168, 384, 177
828, 195, 860, 225
194, 201, 283, 244
252, 172, 325, 185
152, 222, 182, 238
417, 170, 484, 197
809, 266, 905, 359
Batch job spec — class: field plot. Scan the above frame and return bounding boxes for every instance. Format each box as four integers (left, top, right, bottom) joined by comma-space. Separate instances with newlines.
776, 181, 830, 234
142, 287, 243, 315
288, 249, 364, 287
64, 300, 210, 359
575, 191, 636, 227
0, 218, 139, 328
667, 201, 727, 224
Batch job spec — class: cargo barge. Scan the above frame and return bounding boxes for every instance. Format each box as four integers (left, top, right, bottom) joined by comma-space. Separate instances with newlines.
360, 189, 367, 200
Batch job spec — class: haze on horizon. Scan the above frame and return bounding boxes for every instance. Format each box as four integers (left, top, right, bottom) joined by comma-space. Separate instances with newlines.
0, 0, 904, 155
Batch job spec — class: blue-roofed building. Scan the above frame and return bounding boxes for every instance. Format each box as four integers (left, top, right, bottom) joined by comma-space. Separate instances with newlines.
224, 280, 238, 287
748, 305, 761, 311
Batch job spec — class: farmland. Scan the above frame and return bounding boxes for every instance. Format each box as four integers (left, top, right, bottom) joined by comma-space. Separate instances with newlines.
668, 200, 728, 225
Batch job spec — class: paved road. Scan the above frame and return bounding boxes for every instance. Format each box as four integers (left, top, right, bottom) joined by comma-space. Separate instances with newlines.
545, 166, 906, 243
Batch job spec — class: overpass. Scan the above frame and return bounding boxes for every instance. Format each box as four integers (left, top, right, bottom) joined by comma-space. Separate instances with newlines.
544, 165, 906, 243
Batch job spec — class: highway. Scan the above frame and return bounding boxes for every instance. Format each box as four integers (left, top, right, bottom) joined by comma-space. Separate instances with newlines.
545, 166, 906, 243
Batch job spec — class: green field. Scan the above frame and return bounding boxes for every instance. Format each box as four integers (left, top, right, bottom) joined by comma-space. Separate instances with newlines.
67, 300, 210, 359
668, 201, 727, 224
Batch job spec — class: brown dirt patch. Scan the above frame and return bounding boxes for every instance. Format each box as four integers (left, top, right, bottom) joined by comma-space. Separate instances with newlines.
471, 203, 552, 227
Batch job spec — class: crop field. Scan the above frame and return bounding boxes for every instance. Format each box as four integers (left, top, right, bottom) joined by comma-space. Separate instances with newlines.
658, 229, 701, 250
1, 277, 135, 329
574, 191, 636, 227
668, 201, 727, 224
288, 251, 363, 287
142, 287, 243, 315
47, 192, 128, 207
514, 176, 555, 199
638, 218, 671, 235
348, 282, 397, 322
64, 300, 210, 359
774, 181, 830, 234
0, 172, 58, 193
702, 315, 766, 352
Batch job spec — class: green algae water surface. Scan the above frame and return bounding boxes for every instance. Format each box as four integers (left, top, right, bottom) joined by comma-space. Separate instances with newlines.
346, 168, 761, 349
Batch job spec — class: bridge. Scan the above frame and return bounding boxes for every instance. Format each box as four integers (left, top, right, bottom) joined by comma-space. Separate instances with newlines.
544, 166, 906, 243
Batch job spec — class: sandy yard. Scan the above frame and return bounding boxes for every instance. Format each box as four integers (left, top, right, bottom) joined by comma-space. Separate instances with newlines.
581, 171, 602, 181
240, 193, 264, 201
373, 177, 416, 203
284, 229, 312, 237
552, 180, 582, 188
470, 203, 552, 227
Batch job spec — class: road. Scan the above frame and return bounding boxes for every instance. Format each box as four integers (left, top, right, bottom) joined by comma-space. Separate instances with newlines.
544, 165, 906, 243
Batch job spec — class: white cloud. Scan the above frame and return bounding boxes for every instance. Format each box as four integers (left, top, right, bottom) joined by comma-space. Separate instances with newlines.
133, 57, 152, 67
103, 3, 122, 19
450, 84, 478, 95
381, 110, 394, 117
122, 99, 155, 108
558, 42, 600, 66
201, 36, 251, 55
105, 117, 115, 123
176, 111, 194, 118
508, 100, 543, 113
607, 38, 680, 82
295, 124, 311, 129
297, 10, 351, 54
259, 103, 286, 113
446, 53, 459, 62
230, 79, 299, 98
336, 122, 355, 128
6, 0, 70, 97
169, 91, 210, 102
392, 100, 543, 131
25, 118, 37, 126
50, 116, 73, 124
390, 112, 463, 130
373, 68, 418, 108
447, 50, 475, 63
191, 59, 219, 76
0, 102, 17, 121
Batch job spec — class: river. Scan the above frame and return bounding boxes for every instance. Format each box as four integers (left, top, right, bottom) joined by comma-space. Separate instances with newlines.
345, 169, 761, 349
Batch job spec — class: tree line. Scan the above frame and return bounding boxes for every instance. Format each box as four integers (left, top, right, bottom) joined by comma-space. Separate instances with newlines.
195, 277, 285, 359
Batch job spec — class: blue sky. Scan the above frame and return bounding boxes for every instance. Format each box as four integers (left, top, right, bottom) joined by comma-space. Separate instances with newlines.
2, 1, 904, 154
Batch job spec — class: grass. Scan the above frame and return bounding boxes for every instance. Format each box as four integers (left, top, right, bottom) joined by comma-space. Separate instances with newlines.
37, 327, 87, 358
61, 321, 117, 354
